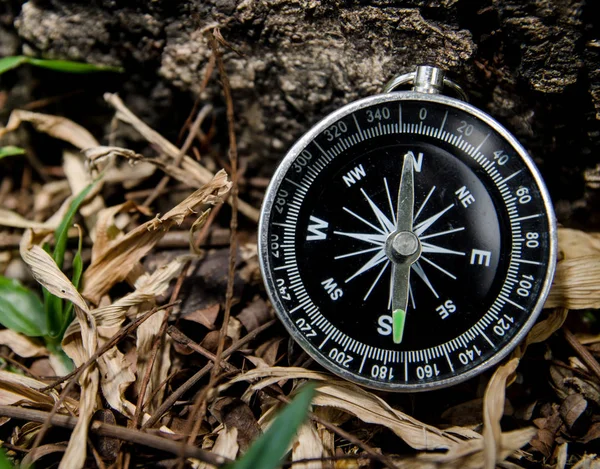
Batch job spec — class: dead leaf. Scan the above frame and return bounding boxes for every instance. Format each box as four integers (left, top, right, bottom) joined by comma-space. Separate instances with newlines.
182, 304, 220, 329
211, 397, 261, 452
0, 208, 57, 230
0, 109, 98, 149
198, 426, 239, 469
0, 369, 55, 406
0, 329, 48, 357
92, 409, 120, 460
81, 169, 231, 304
237, 298, 272, 332
531, 403, 562, 458
483, 358, 520, 469
560, 394, 587, 429
104, 92, 259, 222
292, 421, 325, 469
222, 367, 479, 451
22, 443, 67, 468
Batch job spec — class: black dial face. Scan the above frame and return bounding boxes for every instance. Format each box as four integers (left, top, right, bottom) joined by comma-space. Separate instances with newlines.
259, 93, 556, 390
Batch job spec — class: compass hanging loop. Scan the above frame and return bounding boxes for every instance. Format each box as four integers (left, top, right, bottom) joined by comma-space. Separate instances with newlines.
383, 65, 469, 102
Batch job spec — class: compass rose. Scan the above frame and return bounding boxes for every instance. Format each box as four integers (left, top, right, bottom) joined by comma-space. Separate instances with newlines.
334, 158, 466, 317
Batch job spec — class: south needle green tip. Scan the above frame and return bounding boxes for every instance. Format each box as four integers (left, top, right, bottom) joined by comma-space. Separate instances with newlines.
393, 308, 406, 344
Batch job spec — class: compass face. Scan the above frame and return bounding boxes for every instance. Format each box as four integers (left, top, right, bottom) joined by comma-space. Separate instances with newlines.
259, 92, 556, 391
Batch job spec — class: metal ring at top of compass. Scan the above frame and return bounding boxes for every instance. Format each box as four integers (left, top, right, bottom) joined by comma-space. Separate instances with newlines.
383, 67, 470, 103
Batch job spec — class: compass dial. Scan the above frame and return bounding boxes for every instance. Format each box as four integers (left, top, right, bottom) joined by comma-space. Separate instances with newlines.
259, 93, 556, 391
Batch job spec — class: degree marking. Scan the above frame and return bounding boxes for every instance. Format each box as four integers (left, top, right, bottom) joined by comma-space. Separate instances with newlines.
514, 258, 542, 266
439, 111, 448, 132
513, 213, 543, 222
500, 169, 523, 185
474, 133, 490, 152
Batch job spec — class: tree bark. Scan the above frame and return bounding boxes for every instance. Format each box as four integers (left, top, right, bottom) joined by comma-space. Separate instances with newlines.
4, 0, 600, 224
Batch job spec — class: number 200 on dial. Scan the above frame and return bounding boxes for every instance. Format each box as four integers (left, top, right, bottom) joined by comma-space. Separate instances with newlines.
259, 92, 556, 391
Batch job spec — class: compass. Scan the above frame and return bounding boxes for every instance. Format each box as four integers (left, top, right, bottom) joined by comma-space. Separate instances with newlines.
258, 66, 557, 391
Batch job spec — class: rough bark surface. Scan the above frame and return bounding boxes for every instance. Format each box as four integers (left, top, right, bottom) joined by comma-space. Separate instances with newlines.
2, 0, 600, 224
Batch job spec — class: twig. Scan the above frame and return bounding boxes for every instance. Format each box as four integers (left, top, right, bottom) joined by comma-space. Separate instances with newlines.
563, 328, 600, 383
143, 104, 213, 208
41, 302, 179, 392
103, 93, 259, 222
178, 30, 240, 463
30, 303, 178, 460
142, 319, 276, 428
169, 327, 397, 469
133, 263, 191, 428
0, 405, 229, 467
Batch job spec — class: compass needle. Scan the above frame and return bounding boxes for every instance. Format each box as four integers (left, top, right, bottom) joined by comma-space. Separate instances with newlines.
260, 65, 556, 390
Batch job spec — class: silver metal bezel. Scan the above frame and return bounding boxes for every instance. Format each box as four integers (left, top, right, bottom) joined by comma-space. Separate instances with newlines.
258, 91, 558, 392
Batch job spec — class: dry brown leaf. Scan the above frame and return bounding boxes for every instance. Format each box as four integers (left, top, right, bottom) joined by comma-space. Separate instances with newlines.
572, 454, 600, 469
292, 421, 325, 469
63, 150, 105, 241
0, 109, 98, 149
22, 443, 67, 467
403, 427, 537, 469
224, 367, 479, 451
512, 308, 569, 361
20, 231, 89, 314
83, 146, 144, 169
135, 308, 171, 413
0, 370, 55, 406
0, 329, 48, 358
553, 442, 568, 469
104, 92, 259, 222
20, 229, 99, 469
483, 358, 520, 469
198, 426, 239, 469
546, 256, 600, 309
0, 209, 57, 230
81, 169, 231, 304
65, 256, 191, 420
560, 394, 587, 429
557, 227, 600, 260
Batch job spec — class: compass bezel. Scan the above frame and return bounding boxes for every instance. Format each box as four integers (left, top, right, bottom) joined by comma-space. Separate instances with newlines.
258, 91, 557, 391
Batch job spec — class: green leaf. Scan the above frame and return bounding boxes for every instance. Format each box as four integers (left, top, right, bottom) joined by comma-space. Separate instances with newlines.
0, 55, 123, 75
224, 383, 316, 469
0, 56, 27, 75
46, 180, 96, 338
26, 57, 123, 73
0, 277, 46, 337
60, 226, 84, 337
0, 447, 14, 469
0, 146, 26, 160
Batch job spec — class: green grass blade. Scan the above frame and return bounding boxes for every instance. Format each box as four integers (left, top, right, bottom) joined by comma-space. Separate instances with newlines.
0, 146, 26, 160
53, 181, 96, 270
46, 180, 96, 338
224, 383, 316, 469
0, 56, 27, 75
26, 57, 123, 73
0, 446, 14, 469
0, 277, 46, 337
60, 226, 84, 337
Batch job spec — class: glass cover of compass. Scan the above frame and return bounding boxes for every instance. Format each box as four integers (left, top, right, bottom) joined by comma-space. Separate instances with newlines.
259, 91, 557, 391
